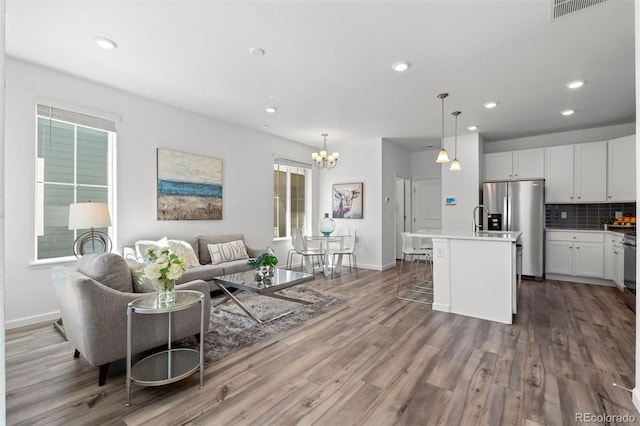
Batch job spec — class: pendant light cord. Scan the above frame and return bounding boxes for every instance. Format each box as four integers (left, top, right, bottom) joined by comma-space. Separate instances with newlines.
441, 96, 445, 149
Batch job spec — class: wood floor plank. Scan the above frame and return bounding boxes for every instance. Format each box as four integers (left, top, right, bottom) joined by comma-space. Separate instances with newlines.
277, 345, 385, 425
478, 384, 523, 426
5, 267, 638, 425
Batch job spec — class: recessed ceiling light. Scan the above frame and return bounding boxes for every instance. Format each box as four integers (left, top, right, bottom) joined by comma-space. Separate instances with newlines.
391, 61, 410, 72
94, 36, 117, 50
483, 101, 498, 109
468, 125, 479, 131
265, 107, 277, 114
562, 109, 575, 116
566, 80, 585, 89
249, 47, 265, 57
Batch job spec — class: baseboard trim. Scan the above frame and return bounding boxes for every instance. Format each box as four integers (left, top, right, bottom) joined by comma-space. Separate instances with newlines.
432, 302, 450, 313
5, 310, 60, 330
545, 274, 617, 287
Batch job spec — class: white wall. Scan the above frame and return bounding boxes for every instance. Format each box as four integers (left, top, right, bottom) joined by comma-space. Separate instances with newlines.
410, 148, 442, 180
0, 0, 6, 419
4, 58, 319, 328
484, 122, 635, 153
317, 137, 383, 270
381, 140, 411, 269
441, 133, 482, 232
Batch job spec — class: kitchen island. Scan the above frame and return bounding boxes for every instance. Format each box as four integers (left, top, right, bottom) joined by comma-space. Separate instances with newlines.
409, 230, 522, 324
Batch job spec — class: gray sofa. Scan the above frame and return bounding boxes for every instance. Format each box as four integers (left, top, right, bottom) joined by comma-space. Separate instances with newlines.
52, 252, 211, 386
125, 234, 264, 294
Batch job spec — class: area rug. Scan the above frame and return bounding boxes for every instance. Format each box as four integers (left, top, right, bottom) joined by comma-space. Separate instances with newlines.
177, 285, 347, 363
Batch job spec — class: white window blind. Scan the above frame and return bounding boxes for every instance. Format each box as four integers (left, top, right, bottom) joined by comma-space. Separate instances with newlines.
273, 158, 311, 239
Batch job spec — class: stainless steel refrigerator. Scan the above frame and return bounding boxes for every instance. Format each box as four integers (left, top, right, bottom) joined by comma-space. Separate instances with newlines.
482, 179, 545, 278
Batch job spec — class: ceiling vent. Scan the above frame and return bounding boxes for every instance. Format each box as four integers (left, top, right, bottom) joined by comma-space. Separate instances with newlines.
552, 0, 609, 19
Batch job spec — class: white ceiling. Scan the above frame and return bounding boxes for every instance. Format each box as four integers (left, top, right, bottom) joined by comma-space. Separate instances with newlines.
6, 0, 636, 152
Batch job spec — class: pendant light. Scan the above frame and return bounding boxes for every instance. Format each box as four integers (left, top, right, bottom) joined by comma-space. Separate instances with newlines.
435, 93, 450, 163
449, 111, 462, 171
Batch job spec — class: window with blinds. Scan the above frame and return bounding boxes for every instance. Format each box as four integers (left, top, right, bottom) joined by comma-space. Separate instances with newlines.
36, 104, 116, 260
273, 159, 311, 239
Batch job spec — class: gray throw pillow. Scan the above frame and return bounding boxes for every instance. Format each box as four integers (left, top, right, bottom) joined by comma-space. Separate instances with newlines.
126, 260, 156, 293
77, 253, 134, 293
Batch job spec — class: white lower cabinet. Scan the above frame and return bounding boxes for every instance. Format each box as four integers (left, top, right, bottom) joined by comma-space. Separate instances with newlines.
546, 231, 604, 279
546, 241, 574, 275
573, 242, 605, 278
611, 240, 625, 289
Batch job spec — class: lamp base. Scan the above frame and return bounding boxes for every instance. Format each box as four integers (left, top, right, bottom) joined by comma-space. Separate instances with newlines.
73, 229, 112, 258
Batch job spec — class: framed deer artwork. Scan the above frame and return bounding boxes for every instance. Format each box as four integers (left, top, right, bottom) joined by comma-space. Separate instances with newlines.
332, 182, 363, 219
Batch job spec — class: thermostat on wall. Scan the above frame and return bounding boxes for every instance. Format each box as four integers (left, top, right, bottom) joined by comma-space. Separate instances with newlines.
445, 197, 456, 205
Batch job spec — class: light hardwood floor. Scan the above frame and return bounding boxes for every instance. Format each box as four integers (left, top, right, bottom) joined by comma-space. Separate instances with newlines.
6, 265, 639, 425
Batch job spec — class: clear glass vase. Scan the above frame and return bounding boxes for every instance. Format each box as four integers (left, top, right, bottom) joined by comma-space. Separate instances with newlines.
319, 213, 336, 236
254, 265, 274, 282
156, 278, 176, 307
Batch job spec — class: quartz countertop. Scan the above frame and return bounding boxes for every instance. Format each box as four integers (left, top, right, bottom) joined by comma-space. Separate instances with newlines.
409, 230, 522, 242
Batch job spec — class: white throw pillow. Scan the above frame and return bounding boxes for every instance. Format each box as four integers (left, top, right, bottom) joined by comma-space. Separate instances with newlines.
134, 237, 169, 262
168, 239, 201, 269
207, 240, 249, 265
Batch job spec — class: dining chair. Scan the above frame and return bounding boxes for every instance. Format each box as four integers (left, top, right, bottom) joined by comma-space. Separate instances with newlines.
291, 228, 324, 273
397, 232, 433, 304
285, 228, 300, 269
331, 230, 358, 278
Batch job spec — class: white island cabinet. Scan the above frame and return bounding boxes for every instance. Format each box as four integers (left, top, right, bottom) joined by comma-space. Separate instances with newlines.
411, 230, 521, 324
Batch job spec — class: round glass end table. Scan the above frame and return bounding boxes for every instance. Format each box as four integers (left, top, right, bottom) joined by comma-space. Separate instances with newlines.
126, 290, 205, 407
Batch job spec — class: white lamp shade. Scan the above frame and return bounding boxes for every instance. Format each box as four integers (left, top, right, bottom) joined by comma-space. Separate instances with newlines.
436, 149, 450, 163
68, 202, 112, 230
449, 158, 462, 171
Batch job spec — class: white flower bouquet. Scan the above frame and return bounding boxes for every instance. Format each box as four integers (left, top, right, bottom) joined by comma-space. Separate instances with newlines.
143, 247, 185, 305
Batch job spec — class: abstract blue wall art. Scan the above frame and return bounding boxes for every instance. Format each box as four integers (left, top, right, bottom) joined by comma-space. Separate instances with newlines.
157, 148, 223, 220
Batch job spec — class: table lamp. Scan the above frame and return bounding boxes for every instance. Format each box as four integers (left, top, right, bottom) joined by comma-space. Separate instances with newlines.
68, 202, 113, 258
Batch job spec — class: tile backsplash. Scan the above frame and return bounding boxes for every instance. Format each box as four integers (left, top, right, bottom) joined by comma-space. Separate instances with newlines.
545, 203, 636, 229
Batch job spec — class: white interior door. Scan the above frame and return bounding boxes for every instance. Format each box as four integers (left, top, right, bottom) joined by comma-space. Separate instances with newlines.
413, 178, 442, 231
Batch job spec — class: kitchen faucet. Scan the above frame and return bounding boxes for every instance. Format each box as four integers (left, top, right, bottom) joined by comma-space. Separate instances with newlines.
472, 205, 491, 233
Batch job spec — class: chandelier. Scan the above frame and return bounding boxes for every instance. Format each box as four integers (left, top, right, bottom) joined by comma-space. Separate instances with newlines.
312, 133, 339, 169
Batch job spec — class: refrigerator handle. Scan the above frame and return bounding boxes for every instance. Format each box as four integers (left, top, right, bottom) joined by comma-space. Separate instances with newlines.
506, 196, 512, 230
503, 196, 509, 231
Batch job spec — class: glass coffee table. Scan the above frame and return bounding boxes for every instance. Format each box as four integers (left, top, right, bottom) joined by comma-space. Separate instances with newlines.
213, 268, 315, 324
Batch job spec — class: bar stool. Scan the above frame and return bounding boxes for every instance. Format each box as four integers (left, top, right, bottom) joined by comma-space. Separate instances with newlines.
397, 232, 433, 304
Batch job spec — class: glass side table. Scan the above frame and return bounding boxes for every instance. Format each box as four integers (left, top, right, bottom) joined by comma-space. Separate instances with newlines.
126, 290, 205, 406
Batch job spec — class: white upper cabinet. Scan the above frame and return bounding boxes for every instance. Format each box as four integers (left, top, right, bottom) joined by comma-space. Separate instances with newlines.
513, 149, 545, 180
573, 141, 607, 202
607, 135, 636, 202
545, 145, 575, 202
484, 152, 513, 181
545, 141, 607, 203
484, 148, 544, 181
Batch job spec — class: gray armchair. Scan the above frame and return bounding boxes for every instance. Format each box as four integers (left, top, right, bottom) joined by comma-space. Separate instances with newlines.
52, 253, 211, 386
